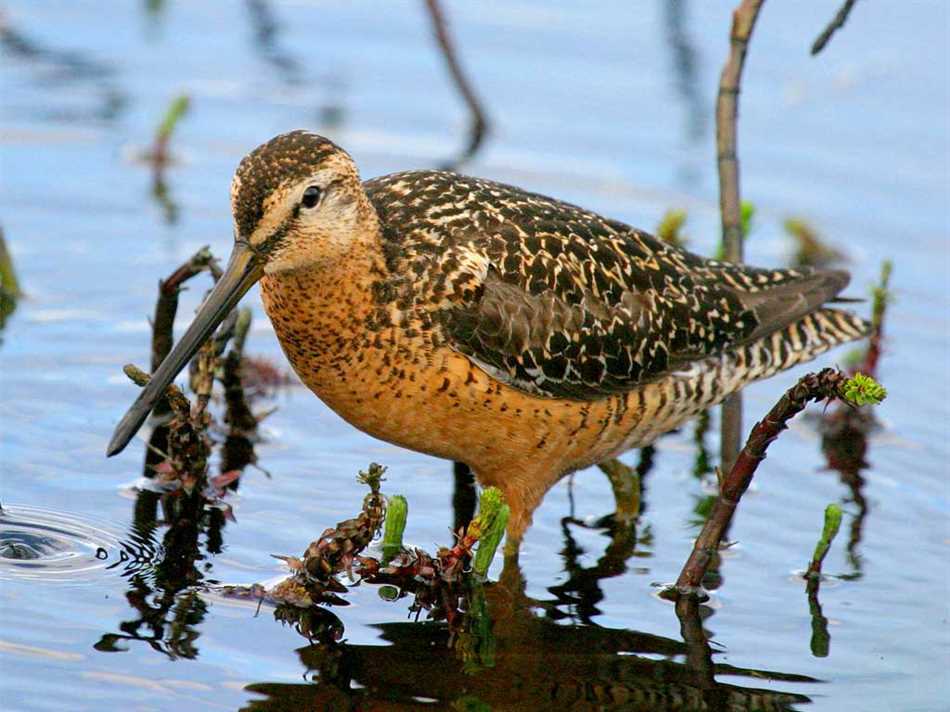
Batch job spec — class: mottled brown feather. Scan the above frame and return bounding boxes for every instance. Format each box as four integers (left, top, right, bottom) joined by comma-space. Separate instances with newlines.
366, 170, 853, 400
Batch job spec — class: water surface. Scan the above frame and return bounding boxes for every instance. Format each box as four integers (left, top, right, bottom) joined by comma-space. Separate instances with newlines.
1, 1, 948, 710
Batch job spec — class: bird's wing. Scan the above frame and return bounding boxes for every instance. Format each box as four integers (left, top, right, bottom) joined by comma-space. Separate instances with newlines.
366, 171, 850, 400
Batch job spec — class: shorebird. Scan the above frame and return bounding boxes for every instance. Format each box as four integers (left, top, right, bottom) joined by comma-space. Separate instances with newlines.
108, 130, 867, 542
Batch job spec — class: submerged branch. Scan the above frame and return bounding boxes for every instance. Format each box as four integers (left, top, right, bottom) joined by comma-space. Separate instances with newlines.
811, 0, 860, 56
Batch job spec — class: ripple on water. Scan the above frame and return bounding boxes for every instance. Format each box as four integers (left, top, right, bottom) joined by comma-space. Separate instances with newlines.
0, 504, 152, 583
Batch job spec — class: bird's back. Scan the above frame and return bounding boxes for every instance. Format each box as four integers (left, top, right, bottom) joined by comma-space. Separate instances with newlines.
364, 169, 868, 403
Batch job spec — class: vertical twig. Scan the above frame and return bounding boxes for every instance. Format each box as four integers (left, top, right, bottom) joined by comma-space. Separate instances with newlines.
717, 0, 765, 474
858, 260, 892, 378
811, 0, 860, 56
423, 0, 489, 165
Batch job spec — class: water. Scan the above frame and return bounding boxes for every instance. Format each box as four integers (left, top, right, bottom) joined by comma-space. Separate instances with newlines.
1, 1, 948, 710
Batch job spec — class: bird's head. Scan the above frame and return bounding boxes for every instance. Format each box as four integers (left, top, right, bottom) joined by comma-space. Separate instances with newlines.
107, 130, 366, 456
231, 130, 370, 274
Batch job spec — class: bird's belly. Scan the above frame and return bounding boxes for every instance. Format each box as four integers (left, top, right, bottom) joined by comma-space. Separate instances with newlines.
284, 335, 712, 480
260, 278, 726, 478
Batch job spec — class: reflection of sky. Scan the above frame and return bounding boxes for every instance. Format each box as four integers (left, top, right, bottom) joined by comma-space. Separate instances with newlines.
0, 2, 948, 710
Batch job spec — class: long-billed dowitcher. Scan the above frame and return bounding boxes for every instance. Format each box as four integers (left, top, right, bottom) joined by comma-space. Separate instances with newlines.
108, 130, 868, 540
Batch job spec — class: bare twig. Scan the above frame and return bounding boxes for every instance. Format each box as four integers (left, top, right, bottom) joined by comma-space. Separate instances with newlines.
811, 0, 860, 56
717, 0, 765, 474
423, 0, 489, 165
672, 368, 882, 596
152, 246, 218, 373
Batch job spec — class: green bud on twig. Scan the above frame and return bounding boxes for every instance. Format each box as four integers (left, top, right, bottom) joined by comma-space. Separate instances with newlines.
381, 494, 408, 565
656, 209, 688, 248
740, 200, 756, 239
472, 487, 509, 577
808, 503, 843, 577
840, 373, 887, 407
870, 259, 893, 333
156, 94, 190, 145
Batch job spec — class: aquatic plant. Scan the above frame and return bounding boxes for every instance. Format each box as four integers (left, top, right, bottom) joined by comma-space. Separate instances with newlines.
668, 368, 886, 600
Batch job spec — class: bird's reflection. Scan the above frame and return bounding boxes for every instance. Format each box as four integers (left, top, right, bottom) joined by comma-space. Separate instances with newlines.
245, 572, 816, 711
821, 406, 873, 579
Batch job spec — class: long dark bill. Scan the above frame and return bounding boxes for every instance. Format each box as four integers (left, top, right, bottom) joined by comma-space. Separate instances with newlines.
106, 244, 263, 457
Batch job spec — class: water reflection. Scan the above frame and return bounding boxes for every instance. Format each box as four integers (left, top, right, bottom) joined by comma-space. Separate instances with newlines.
0, 11, 126, 122
90, 427, 820, 709
244, 0, 302, 85
820, 406, 874, 580
244, 578, 816, 711
662, 0, 706, 187
94, 489, 227, 659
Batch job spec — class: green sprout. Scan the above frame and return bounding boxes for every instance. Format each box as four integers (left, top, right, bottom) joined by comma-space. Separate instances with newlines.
471, 487, 509, 577
156, 94, 191, 146
715, 200, 755, 260
783, 217, 844, 267
656, 209, 688, 248
870, 259, 894, 333
809, 503, 843, 576
740, 200, 756, 239
381, 494, 408, 565
841, 373, 887, 407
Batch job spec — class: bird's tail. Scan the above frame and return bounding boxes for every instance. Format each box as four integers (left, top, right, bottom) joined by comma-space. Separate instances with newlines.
685, 306, 869, 411
611, 307, 869, 452
726, 307, 870, 387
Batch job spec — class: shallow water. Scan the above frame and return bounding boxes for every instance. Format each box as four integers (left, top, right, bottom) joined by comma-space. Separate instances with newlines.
1, 1, 948, 710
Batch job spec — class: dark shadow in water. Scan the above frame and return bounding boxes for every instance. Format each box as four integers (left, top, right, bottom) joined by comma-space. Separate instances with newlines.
94, 489, 227, 659
150, 172, 180, 226
0, 12, 126, 123
662, 0, 706, 188
820, 407, 873, 580
424, 0, 490, 170
244, 0, 302, 85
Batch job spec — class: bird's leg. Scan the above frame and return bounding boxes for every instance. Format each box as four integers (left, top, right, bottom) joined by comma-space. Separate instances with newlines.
597, 457, 641, 528
451, 461, 477, 532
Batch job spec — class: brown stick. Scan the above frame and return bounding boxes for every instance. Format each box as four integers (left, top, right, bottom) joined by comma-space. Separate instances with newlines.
152, 246, 217, 373
811, 0, 859, 56
674, 368, 846, 595
424, 0, 489, 163
717, 0, 765, 474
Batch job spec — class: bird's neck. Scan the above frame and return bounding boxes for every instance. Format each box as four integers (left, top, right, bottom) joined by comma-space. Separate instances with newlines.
258, 226, 391, 387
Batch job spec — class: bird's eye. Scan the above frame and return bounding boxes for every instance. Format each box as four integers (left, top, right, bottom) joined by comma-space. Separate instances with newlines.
301, 185, 322, 209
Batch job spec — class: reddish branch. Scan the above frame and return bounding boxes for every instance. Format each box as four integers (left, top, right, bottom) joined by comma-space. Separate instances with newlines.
856, 261, 891, 378
674, 368, 848, 596
151, 247, 218, 373
717, 0, 765, 472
